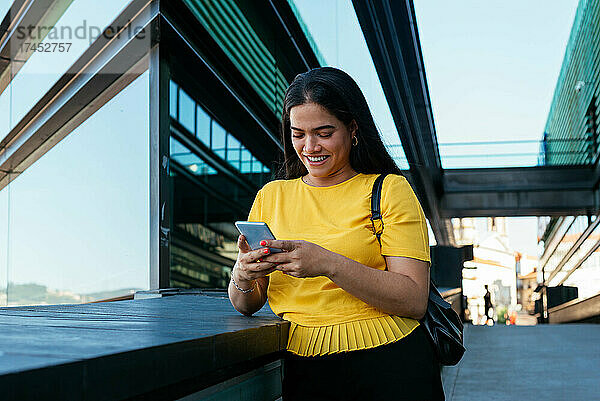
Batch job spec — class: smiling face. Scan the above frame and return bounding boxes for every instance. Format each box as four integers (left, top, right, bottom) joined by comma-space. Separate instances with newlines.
289, 102, 357, 186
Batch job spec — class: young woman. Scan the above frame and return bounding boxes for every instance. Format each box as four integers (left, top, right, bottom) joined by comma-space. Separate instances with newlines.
228, 67, 444, 400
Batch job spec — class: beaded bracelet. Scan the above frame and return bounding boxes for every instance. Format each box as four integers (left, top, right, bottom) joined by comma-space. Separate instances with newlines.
230, 264, 256, 293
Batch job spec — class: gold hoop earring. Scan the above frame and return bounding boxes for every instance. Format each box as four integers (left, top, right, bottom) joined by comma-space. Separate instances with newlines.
352, 136, 358, 147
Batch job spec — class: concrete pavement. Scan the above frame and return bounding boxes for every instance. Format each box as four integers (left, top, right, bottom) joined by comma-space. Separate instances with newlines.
442, 324, 600, 401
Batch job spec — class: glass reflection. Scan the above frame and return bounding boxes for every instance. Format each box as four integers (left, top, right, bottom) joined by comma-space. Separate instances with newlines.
544, 216, 586, 278
182, 0, 287, 118
548, 217, 600, 300
540, 216, 575, 275
170, 81, 271, 177
196, 105, 210, 145
564, 252, 600, 300
169, 79, 274, 289
3, 0, 131, 132
169, 80, 178, 119
211, 120, 226, 159
0, 82, 9, 139
3, 70, 149, 306
0, 1, 14, 23
170, 137, 217, 175
0, 185, 7, 306
178, 89, 195, 133
171, 239, 234, 289
227, 135, 241, 169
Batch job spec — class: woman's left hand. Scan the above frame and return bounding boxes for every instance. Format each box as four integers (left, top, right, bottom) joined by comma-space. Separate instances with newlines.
259, 240, 335, 278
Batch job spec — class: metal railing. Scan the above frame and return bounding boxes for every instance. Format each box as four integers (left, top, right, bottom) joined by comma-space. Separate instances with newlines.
388, 138, 598, 169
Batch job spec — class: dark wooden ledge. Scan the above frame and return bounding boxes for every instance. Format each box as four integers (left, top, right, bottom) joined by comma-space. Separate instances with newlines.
0, 289, 289, 400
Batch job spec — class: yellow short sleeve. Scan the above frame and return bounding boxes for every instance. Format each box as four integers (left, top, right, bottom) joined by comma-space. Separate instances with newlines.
379, 175, 430, 262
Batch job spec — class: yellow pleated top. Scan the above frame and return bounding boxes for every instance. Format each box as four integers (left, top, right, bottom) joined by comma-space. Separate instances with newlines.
247, 173, 430, 357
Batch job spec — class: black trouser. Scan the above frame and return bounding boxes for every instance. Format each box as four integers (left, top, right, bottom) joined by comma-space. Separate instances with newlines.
282, 325, 445, 401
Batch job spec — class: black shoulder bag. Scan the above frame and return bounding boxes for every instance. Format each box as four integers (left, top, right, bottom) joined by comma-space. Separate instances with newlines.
370, 174, 465, 366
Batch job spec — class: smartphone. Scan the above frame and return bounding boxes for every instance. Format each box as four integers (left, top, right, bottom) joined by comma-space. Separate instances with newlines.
234, 221, 283, 253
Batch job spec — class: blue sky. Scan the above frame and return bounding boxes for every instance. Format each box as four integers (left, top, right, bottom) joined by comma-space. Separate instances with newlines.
0, 2, 10, 22
414, 0, 579, 168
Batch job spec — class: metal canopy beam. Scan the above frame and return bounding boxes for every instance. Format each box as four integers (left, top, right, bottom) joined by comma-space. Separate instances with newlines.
442, 190, 594, 217
352, 0, 453, 245
441, 166, 598, 217
443, 165, 595, 193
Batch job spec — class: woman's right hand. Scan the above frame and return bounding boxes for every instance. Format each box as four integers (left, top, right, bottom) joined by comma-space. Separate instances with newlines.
233, 235, 279, 285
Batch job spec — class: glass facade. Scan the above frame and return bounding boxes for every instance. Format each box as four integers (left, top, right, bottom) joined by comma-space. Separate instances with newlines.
170, 81, 271, 178
168, 80, 272, 289
0, 2, 13, 21
0, 71, 150, 306
543, 0, 600, 165
541, 216, 583, 281
539, 214, 600, 304
0, 187, 7, 305
182, 0, 288, 118
536, 0, 600, 308
1, 0, 131, 133
0, 0, 10, 305
2, 0, 326, 303
0, 80, 8, 142
563, 251, 600, 300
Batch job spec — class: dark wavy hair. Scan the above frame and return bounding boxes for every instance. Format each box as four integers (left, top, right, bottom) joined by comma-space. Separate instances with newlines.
276, 67, 402, 179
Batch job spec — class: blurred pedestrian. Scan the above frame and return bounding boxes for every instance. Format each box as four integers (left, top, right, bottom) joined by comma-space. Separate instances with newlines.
484, 285, 493, 325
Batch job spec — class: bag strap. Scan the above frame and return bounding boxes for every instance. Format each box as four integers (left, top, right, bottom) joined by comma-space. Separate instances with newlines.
371, 174, 451, 308
370, 174, 388, 244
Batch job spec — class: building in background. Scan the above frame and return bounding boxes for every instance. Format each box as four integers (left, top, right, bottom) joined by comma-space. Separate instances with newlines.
537, 216, 600, 317
537, 0, 600, 320
454, 217, 538, 324
517, 267, 538, 314
541, 0, 599, 165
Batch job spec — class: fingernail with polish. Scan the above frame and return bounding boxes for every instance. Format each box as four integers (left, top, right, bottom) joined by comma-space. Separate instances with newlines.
263, 248, 269, 254
260, 240, 267, 246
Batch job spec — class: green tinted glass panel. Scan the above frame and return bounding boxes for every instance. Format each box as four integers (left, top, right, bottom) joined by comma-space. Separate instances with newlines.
169, 79, 272, 180
241, 149, 252, 162
183, 0, 289, 118
212, 120, 226, 159
241, 160, 252, 174
170, 81, 178, 119
543, 0, 600, 165
178, 89, 196, 134
196, 105, 211, 145
251, 157, 263, 173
